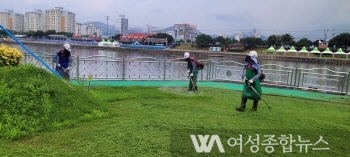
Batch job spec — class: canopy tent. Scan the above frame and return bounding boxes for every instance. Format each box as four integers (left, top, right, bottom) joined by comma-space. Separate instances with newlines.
309, 47, 321, 57
320, 48, 333, 58
333, 48, 348, 58
297, 46, 309, 56
265, 46, 276, 53
275, 46, 286, 54
286, 46, 297, 55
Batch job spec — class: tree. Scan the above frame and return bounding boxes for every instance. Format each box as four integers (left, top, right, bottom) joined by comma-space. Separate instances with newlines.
295, 38, 312, 49
328, 32, 350, 50
266, 35, 279, 46
0, 30, 5, 36
280, 34, 295, 46
313, 39, 322, 47
195, 34, 212, 46
149, 33, 174, 43
44, 30, 56, 36
224, 38, 234, 45
36, 31, 44, 38
240, 37, 264, 49
112, 34, 121, 40
213, 36, 226, 45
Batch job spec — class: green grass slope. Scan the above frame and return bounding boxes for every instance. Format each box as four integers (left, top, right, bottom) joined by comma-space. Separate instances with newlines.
0, 65, 111, 140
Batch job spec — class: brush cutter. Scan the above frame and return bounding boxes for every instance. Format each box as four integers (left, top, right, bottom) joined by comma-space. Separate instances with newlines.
245, 80, 271, 110
60, 67, 71, 80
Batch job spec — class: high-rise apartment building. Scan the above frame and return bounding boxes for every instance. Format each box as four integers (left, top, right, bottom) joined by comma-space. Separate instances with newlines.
45, 7, 75, 33
174, 23, 197, 42
115, 15, 128, 36
25, 9, 45, 31
75, 23, 102, 36
0, 9, 24, 32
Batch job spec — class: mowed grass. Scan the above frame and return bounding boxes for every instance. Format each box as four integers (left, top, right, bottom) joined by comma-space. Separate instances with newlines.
0, 86, 349, 157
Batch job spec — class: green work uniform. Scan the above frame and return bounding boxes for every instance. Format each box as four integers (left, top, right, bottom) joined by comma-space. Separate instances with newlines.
189, 69, 199, 90
242, 67, 262, 100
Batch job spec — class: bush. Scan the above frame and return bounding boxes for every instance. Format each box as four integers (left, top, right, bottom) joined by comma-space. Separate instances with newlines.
0, 44, 23, 67
0, 65, 111, 140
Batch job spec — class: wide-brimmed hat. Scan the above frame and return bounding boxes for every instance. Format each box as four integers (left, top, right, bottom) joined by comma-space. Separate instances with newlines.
247, 51, 258, 57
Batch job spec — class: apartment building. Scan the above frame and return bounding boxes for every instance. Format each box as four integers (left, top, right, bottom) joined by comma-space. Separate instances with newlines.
174, 23, 197, 42
45, 7, 75, 33
25, 9, 45, 31
75, 23, 102, 36
0, 9, 25, 32
115, 15, 128, 36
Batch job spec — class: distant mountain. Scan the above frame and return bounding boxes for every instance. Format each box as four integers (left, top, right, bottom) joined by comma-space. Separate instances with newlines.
153, 26, 204, 34
83, 22, 144, 36
87, 22, 349, 41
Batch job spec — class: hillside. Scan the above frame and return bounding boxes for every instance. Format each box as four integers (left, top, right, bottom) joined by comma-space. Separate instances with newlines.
0, 65, 111, 140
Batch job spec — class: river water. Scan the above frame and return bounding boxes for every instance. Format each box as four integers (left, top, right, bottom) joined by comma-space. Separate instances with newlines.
4, 42, 350, 73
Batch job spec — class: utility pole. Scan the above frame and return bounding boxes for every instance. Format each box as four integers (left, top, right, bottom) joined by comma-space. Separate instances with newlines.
106, 16, 109, 37
324, 29, 329, 42
332, 28, 337, 38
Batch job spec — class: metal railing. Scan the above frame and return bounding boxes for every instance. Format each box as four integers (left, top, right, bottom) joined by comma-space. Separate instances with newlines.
21, 51, 350, 96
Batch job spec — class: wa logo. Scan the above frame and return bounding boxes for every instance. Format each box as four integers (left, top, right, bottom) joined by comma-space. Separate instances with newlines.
190, 135, 225, 153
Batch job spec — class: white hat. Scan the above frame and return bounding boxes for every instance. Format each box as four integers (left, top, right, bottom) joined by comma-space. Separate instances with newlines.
248, 51, 258, 57
63, 44, 71, 51
184, 52, 190, 59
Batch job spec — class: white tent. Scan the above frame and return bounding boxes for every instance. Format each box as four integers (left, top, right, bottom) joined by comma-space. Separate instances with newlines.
265, 46, 276, 53
333, 48, 347, 59
98, 39, 108, 46
320, 48, 333, 58
275, 46, 286, 54
286, 46, 297, 55
309, 47, 321, 57
297, 46, 309, 56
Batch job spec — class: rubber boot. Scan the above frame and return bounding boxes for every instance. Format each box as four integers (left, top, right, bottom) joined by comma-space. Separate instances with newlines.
236, 98, 247, 111
251, 100, 258, 111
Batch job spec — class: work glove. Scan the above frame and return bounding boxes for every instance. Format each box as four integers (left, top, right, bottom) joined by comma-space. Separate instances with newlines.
187, 70, 190, 73
248, 79, 253, 84
66, 67, 70, 71
57, 64, 61, 67
190, 73, 193, 77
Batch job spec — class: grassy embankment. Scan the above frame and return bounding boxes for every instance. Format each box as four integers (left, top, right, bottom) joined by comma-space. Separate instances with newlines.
0, 65, 349, 156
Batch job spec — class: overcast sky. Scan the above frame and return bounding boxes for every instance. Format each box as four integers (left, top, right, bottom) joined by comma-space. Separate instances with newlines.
1, 0, 350, 40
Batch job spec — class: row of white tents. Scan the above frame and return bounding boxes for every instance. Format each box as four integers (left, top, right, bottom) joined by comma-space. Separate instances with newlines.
266, 46, 348, 59
98, 39, 120, 47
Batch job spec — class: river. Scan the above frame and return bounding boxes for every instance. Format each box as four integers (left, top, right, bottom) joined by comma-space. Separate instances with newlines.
6, 42, 349, 72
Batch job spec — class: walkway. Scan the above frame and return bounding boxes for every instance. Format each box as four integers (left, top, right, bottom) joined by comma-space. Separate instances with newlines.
71, 80, 350, 104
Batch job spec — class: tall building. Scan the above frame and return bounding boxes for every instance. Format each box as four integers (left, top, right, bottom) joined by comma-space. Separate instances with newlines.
0, 9, 24, 32
25, 9, 45, 31
45, 7, 75, 33
75, 23, 102, 36
174, 23, 197, 42
115, 15, 128, 36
